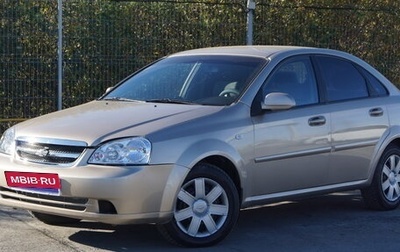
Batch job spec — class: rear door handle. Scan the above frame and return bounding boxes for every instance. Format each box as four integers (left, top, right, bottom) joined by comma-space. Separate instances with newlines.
308, 116, 326, 126
369, 107, 384, 117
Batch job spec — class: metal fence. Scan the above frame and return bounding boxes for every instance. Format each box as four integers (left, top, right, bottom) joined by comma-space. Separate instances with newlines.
0, 0, 399, 133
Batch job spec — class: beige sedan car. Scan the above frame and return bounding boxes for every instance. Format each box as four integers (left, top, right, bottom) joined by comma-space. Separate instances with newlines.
1, 46, 400, 247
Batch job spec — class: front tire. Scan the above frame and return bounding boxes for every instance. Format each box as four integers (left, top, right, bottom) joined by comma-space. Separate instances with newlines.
362, 144, 400, 210
158, 163, 240, 247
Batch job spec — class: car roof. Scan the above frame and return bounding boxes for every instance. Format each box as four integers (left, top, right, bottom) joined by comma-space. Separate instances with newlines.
170, 45, 400, 95
169, 45, 340, 59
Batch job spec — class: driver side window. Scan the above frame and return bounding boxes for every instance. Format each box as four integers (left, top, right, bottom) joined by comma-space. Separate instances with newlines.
263, 57, 318, 106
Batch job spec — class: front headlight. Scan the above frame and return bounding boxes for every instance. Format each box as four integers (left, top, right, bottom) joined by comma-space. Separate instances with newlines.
88, 137, 151, 165
0, 127, 15, 155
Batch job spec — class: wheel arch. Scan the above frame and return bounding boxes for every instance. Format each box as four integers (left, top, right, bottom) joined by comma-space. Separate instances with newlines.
175, 138, 246, 205
198, 155, 243, 203
368, 126, 400, 184
158, 139, 247, 218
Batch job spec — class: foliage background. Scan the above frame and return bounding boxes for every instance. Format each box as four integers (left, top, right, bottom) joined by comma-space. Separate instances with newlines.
0, 0, 399, 132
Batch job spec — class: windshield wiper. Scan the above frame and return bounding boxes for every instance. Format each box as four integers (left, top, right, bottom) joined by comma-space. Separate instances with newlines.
145, 98, 196, 105
103, 97, 140, 102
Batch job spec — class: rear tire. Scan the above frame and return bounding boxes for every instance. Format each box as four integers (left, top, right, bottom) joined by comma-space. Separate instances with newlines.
158, 163, 240, 247
29, 211, 81, 225
362, 144, 400, 210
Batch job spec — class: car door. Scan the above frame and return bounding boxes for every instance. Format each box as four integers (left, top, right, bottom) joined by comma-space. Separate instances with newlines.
314, 55, 390, 184
251, 56, 331, 197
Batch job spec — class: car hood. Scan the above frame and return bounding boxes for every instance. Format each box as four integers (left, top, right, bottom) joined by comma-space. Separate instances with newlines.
14, 100, 223, 146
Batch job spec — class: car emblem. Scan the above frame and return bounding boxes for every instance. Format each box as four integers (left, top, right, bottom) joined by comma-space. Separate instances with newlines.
35, 147, 50, 157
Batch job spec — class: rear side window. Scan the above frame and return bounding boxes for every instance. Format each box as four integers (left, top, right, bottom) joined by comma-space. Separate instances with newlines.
315, 56, 369, 102
359, 68, 388, 97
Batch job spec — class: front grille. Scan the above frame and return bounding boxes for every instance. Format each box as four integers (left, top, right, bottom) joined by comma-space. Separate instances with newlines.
15, 137, 87, 165
0, 187, 88, 211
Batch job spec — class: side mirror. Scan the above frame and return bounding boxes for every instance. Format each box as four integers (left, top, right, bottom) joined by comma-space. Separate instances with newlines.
262, 92, 295, 111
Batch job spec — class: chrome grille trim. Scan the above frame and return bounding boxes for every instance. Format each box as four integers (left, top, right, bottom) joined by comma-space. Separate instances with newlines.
16, 137, 87, 147
15, 137, 87, 165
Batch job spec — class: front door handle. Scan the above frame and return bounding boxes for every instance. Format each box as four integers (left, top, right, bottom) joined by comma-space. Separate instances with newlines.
369, 107, 384, 117
308, 116, 326, 126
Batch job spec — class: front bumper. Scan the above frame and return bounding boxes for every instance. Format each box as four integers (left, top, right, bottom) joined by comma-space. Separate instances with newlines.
0, 155, 190, 225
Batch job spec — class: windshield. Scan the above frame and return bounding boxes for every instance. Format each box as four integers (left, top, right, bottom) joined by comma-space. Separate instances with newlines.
103, 55, 266, 105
